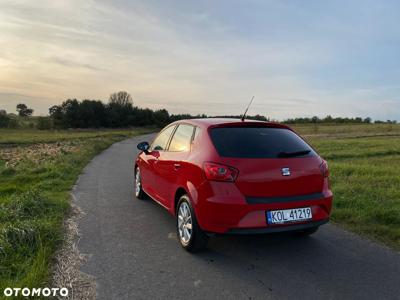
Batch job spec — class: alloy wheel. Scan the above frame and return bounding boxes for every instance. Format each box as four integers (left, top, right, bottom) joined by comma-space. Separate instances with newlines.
135, 168, 141, 197
177, 202, 193, 245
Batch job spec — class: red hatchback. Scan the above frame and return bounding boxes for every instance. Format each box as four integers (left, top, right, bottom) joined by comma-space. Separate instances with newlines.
135, 118, 332, 252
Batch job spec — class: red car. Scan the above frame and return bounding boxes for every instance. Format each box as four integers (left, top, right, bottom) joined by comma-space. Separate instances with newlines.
135, 118, 332, 252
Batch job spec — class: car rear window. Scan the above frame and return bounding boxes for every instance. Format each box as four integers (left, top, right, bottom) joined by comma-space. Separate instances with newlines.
210, 127, 316, 158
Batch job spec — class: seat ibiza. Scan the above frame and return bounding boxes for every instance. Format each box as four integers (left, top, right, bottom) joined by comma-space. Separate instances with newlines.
135, 119, 332, 252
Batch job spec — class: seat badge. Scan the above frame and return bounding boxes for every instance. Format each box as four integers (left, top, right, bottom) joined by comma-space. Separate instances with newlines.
282, 167, 291, 176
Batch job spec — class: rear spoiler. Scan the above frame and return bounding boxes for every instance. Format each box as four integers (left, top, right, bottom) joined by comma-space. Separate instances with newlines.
208, 121, 291, 130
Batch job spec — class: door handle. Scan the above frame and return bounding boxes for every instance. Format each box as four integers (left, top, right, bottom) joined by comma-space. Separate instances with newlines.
174, 163, 181, 170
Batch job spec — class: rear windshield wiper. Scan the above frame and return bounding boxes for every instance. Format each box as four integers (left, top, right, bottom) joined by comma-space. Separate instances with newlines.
277, 150, 311, 158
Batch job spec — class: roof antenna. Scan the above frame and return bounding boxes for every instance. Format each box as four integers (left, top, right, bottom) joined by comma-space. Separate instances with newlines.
241, 96, 255, 121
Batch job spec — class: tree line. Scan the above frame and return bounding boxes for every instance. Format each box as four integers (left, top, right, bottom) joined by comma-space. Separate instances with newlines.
0, 91, 398, 129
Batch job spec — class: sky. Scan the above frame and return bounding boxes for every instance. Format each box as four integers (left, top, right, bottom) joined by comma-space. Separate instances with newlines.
0, 0, 399, 120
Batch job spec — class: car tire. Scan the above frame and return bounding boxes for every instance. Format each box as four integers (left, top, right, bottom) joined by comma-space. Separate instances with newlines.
296, 226, 319, 236
134, 167, 146, 199
176, 195, 208, 252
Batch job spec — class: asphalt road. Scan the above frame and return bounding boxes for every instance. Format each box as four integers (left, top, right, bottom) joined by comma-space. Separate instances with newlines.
74, 133, 400, 300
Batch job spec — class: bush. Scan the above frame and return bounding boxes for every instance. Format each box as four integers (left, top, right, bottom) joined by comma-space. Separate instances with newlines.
7, 118, 19, 129
0, 112, 9, 128
36, 117, 53, 130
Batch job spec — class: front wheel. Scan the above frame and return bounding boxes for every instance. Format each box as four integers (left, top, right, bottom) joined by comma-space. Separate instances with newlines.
176, 195, 208, 252
134, 167, 146, 199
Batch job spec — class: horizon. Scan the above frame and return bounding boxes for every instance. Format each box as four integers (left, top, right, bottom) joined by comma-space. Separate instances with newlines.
1, 1, 399, 121
3, 99, 396, 123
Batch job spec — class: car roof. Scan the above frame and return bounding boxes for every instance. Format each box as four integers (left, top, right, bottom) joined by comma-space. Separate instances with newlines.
172, 118, 290, 129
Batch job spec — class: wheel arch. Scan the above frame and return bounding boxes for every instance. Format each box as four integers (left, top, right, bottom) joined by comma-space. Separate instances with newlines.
174, 187, 188, 215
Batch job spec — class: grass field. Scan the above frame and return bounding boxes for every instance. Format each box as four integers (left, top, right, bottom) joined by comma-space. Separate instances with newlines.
0, 128, 153, 294
292, 124, 400, 250
0, 123, 399, 294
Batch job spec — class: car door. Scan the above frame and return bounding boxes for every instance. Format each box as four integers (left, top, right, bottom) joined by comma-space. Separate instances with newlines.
141, 125, 176, 200
155, 124, 195, 208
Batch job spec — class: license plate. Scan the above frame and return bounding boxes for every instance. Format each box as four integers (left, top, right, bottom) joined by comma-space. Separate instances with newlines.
266, 207, 312, 224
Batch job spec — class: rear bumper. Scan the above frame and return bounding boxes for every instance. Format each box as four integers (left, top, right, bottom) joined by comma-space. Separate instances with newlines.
193, 181, 333, 234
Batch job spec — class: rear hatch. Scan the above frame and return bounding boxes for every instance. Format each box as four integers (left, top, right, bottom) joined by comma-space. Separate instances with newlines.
210, 125, 324, 198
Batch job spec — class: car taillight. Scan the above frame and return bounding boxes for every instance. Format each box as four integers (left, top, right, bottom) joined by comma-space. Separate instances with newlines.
203, 162, 238, 182
320, 160, 329, 178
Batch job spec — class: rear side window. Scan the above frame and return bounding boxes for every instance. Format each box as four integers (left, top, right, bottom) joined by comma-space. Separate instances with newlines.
169, 124, 194, 152
193, 126, 201, 142
151, 125, 176, 151
210, 127, 315, 158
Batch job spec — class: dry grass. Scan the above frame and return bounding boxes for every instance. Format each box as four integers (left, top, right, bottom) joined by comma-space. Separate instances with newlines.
51, 201, 96, 300
0, 143, 80, 168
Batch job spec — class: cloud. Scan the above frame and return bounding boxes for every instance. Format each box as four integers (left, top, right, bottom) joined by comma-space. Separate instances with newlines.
50, 57, 100, 71
0, 0, 399, 120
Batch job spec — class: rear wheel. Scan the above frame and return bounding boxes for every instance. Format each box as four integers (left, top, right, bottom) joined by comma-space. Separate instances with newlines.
134, 167, 146, 199
296, 226, 319, 236
176, 195, 208, 252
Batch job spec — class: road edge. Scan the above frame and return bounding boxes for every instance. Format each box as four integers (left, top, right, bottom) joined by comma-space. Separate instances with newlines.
51, 176, 97, 300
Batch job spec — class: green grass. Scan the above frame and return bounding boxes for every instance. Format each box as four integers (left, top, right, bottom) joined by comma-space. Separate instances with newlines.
0, 128, 153, 145
304, 130, 400, 250
291, 123, 400, 137
0, 128, 153, 295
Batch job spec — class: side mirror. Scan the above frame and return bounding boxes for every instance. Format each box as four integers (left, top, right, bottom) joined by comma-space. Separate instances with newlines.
137, 141, 150, 153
